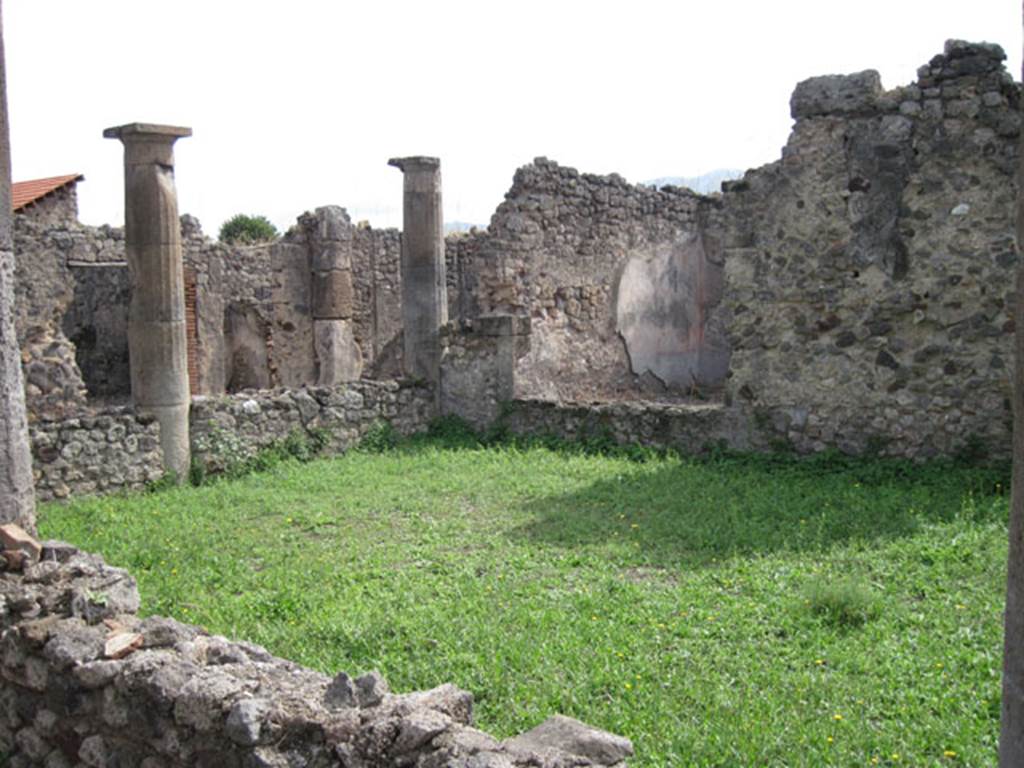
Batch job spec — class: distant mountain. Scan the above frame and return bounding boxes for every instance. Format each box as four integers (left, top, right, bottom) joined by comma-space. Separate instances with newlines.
643, 168, 744, 195
444, 221, 483, 234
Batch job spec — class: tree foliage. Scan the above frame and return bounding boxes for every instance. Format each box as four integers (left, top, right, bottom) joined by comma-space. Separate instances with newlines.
218, 214, 279, 244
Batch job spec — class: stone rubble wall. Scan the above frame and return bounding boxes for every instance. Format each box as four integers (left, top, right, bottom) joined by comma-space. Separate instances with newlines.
15, 184, 79, 228
451, 158, 724, 402
189, 379, 434, 473
28, 407, 164, 502
717, 40, 1021, 459
26, 380, 433, 502
62, 264, 130, 400
11, 215, 99, 420
353, 225, 404, 378
0, 528, 633, 767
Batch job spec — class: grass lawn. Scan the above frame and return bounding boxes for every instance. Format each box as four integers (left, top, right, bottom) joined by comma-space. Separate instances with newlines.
39, 429, 1010, 767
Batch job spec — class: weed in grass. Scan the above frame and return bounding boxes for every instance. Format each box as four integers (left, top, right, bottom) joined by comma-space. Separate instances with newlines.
803, 578, 879, 629
358, 420, 400, 453
190, 426, 334, 485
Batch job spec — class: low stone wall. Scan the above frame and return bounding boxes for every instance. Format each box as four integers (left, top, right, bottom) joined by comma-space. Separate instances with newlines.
29, 407, 164, 502
0, 528, 633, 767
502, 398, 751, 454
190, 379, 434, 473
28, 380, 435, 502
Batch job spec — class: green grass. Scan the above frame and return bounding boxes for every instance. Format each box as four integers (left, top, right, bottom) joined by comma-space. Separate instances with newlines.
39, 433, 1010, 767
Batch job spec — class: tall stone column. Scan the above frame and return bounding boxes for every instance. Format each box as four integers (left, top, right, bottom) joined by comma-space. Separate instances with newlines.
0, 0, 36, 530
310, 206, 362, 385
388, 156, 447, 388
999, 18, 1024, 765
103, 123, 192, 480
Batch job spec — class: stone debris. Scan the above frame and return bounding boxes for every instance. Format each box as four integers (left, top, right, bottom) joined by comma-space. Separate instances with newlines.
103, 631, 143, 659
505, 715, 634, 766
0, 524, 42, 568
0, 529, 633, 766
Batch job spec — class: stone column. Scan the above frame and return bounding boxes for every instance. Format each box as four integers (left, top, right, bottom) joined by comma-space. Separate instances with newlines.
1000, 22, 1024, 765
388, 156, 447, 388
0, 0, 36, 530
310, 206, 362, 385
103, 123, 192, 480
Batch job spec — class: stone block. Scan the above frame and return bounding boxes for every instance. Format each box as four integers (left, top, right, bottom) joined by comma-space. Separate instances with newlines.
314, 320, 363, 386
311, 240, 352, 272
503, 714, 633, 765
790, 70, 883, 119
476, 315, 531, 338
312, 269, 355, 319
0, 525, 41, 566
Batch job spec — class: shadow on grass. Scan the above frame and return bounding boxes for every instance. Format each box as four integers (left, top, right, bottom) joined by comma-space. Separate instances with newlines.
504, 449, 1010, 569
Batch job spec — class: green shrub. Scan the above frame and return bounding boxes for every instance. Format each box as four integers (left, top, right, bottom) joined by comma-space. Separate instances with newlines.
219, 214, 279, 244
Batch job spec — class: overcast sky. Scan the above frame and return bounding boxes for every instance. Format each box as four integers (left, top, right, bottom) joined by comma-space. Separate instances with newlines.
4, 1, 1020, 235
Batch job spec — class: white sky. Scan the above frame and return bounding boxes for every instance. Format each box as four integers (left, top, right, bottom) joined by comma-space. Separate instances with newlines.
4, 0, 1021, 234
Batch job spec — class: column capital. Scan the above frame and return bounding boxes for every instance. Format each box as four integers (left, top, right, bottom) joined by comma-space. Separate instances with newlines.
103, 123, 192, 142
388, 156, 440, 172
104, 124, 191, 166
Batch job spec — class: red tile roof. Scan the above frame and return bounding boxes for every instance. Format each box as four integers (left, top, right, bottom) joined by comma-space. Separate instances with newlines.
11, 173, 83, 212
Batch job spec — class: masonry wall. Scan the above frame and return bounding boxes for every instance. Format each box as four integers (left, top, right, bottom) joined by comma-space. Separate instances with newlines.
353, 225, 404, 377
716, 40, 1020, 458
503, 398, 746, 454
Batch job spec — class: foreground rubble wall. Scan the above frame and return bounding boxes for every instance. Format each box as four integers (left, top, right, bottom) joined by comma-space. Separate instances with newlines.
0, 530, 633, 767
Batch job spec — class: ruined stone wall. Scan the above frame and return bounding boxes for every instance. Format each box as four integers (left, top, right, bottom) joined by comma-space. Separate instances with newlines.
63, 265, 130, 399
15, 212, 405, 408
353, 225, 403, 377
11, 216, 98, 420
15, 184, 79, 227
190, 379, 434, 472
717, 40, 1020, 458
0, 531, 632, 767
453, 159, 728, 402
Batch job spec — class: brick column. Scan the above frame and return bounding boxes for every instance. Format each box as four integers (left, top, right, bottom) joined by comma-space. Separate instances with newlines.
103, 123, 192, 480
